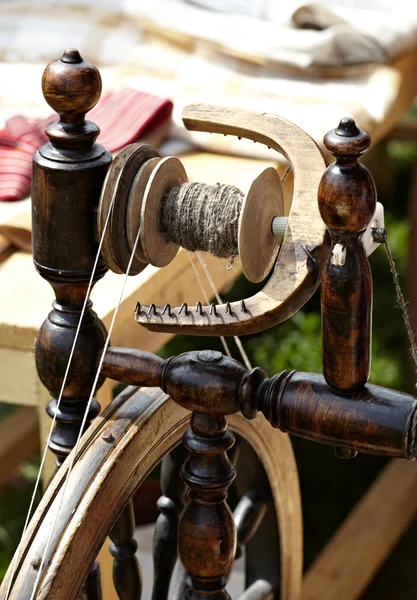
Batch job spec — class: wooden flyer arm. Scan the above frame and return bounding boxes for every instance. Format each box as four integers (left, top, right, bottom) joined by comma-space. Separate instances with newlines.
136, 104, 329, 336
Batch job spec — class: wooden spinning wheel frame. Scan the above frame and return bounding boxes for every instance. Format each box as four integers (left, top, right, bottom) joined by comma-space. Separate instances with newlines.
1, 47, 416, 600
3, 387, 301, 599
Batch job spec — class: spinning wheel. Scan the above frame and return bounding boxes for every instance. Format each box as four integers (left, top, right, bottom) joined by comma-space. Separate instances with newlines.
2, 387, 301, 599
1, 47, 411, 600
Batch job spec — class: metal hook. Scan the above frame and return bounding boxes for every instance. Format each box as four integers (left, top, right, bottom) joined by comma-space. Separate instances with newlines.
179, 302, 189, 315
371, 227, 387, 244
147, 303, 157, 316
301, 243, 317, 267
209, 303, 218, 317
162, 304, 172, 317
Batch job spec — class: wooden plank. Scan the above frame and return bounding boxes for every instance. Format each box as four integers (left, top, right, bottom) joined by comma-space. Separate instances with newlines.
302, 459, 417, 600
36, 380, 57, 486
0, 407, 39, 487
371, 50, 417, 144
0, 348, 39, 407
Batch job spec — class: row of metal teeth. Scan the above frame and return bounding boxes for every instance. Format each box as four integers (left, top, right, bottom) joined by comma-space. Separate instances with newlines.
135, 300, 247, 317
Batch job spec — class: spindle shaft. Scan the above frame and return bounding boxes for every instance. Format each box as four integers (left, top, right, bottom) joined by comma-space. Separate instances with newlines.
101, 347, 417, 459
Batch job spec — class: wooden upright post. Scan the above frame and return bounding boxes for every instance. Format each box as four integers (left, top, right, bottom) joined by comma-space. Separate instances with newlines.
32, 48, 111, 468
32, 49, 114, 598
318, 118, 376, 394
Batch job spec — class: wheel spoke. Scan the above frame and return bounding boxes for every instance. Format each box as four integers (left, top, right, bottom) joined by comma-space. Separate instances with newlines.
84, 561, 102, 600
109, 500, 143, 599
151, 445, 187, 600
179, 413, 236, 599
170, 562, 188, 600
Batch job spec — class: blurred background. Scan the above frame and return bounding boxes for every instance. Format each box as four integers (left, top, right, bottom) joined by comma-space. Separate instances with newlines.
1, 1, 417, 598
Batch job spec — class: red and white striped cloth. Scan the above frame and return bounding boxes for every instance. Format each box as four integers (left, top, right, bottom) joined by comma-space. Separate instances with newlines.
0, 89, 173, 202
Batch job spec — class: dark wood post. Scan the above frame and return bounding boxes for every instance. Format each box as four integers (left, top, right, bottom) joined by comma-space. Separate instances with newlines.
32, 48, 111, 467
318, 118, 376, 394
109, 501, 143, 599
179, 410, 237, 600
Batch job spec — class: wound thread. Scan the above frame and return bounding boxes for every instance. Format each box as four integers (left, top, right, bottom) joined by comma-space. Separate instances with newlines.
160, 182, 244, 259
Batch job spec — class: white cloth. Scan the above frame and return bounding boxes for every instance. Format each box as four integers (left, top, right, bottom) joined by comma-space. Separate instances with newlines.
0, 0, 410, 161
1, 0, 417, 69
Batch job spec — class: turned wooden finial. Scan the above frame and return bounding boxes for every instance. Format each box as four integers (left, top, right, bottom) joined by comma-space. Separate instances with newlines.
324, 117, 370, 154
318, 118, 376, 395
42, 48, 101, 119
319, 117, 375, 234
41, 48, 101, 147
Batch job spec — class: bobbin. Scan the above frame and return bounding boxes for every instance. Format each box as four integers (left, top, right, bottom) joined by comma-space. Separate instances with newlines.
99, 146, 284, 283
138, 156, 284, 282
139, 156, 186, 269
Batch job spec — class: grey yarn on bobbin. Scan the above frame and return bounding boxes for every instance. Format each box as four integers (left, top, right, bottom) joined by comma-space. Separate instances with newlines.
160, 182, 244, 259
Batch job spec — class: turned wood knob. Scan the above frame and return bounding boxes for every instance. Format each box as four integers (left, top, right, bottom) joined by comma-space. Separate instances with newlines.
41, 48, 102, 150
42, 48, 101, 123
319, 117, 375, 234
319, 118, 376, 394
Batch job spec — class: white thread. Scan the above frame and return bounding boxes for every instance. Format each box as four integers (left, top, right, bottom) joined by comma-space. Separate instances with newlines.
187, 252, 232, 360
5, 188, 116, 600
29, 209, 145, 600
281, 164, 291, 184
195, 252, 252, 371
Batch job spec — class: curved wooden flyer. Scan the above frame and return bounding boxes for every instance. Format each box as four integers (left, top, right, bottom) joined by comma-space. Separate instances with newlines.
136, 104, 328, 336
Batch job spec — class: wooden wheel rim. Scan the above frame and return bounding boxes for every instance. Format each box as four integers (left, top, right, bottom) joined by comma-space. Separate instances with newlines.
3, 388, 302, 600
